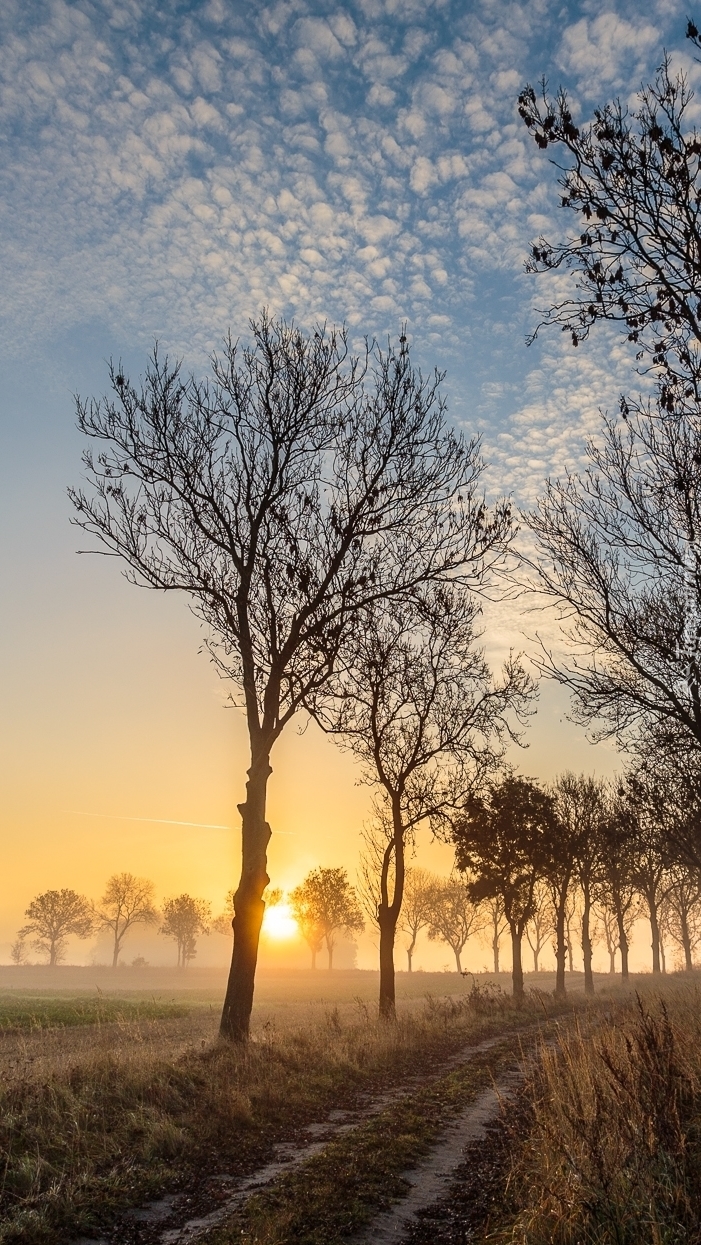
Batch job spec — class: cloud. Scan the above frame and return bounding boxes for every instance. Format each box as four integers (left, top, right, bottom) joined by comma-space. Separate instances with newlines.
558, 12, 660, 95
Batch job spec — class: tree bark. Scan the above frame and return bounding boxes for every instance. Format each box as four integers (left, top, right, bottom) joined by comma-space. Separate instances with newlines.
582, 886, 594, 995
112, 931, 120, 969
406, 933, 416, 972
220, 754, 272, 1041
454, 947, 463, 973
377, 804, 405, 1020
510, 924, 524, 999
554, 890, 568, 998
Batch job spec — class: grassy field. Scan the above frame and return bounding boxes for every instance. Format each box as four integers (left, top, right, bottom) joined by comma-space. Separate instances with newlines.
0, 967, 658, 1245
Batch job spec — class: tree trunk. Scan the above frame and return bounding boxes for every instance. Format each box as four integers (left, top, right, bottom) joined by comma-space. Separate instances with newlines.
582, 886, 594, 995
378, 903, 398, 1017
649, 897, 661, 974
493, 929, 500, 975
112, 929, 120, 970
510, 924, 524, 999
406, 933, 416, 972
554, 890, 567, 998
220, 753, 272, 1041
327, 937, 334, 971
614, 898, 629, 981
454, 947, 463, 973
681, 911, 693, 970
609, 946, 616, 974
377, 803, 405, 1021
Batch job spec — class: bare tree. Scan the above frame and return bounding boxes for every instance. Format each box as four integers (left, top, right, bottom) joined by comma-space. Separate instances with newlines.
95, 874, 158, 968
564, 775, 607, 996
9, 936, 29, 966
525, 882, 551, 974
519, 50, 701, 763
545, 777, 582, 997
20, 890, 94, 967
478, 894, 508, 975
595, 787, 639, 982
596, 903, 619, 974
289, 868, 363, 970
160, 895, 211, 967
426, 875, 484, 973
399, 867, 435, 972
661, 866, 701, 970
310, 589, 532, 1017
71, 315, 508, 1041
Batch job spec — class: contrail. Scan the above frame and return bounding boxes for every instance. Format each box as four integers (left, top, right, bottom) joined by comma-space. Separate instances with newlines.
67, 811, 298, 833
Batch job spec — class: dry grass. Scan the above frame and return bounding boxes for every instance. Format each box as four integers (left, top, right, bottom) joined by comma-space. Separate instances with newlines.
501, 978, 701, 1245
0, 978, 556, 1245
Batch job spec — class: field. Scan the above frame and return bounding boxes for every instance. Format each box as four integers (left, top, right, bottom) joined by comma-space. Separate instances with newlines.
0, 966, 698, 1245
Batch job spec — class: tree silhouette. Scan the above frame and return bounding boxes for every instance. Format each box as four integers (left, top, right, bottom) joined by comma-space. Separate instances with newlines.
453, 775, 555, 998
19, 890, 94, 966
289, 868, 363, 970
95, 874, 158, 968
71, 314, 508, 1040
161, 895, 211, 967
426, 876, 484, 973
399, 868, 436, 972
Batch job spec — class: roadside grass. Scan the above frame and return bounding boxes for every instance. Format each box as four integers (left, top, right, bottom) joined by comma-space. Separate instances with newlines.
496, 978, 701, 1245
0, 995, 191, 1031
208, 1028, 538, 1245
0, 983, 564, 1245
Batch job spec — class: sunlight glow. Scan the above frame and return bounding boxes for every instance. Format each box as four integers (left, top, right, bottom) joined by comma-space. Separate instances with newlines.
262, 902, 298, 941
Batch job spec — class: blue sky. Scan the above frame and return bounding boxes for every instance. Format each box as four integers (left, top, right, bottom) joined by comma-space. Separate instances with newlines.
0, 0, 694, 957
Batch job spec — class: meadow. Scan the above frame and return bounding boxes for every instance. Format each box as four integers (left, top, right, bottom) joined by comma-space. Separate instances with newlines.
0, 964, 663, 1245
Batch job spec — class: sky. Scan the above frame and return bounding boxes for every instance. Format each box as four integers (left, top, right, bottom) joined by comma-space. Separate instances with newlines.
0, 0, 693, 970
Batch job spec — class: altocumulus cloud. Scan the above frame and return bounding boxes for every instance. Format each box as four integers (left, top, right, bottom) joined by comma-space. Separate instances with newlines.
0, 0, 690, 504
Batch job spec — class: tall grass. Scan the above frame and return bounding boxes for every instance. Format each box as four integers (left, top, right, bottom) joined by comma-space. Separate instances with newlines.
0, 986, 547, 1245
503, 982, 701, 1245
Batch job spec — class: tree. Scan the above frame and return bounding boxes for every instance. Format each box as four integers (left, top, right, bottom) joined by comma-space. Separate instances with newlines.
160, 895, 211, 967
426, 876, 484, 973
399, 868, 435, 972
562, 774, 607, 996
288, 882, 325, 969
519, 42, 701, 398
9, 936, 29, 966
595, 787, 639, 982
596, 903, 619, 974
479, 894, 508, 975
289, 868, 363, 970
625, 772, 673, 974
453, 775, 555, 998
71, 315, 509, 1041
309, 589, 531, 1016
546, 776, 583, 997
519, 48, 701, 760
95, 874, 158, 968
661, 865, 701, 970
525, 882, 551, 974
19, 890, 94, 967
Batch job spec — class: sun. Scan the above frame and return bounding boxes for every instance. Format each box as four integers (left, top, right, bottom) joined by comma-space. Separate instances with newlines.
262, 902, 299, 941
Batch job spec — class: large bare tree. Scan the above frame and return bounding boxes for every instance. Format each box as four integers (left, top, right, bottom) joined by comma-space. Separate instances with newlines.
71, 315, 503, 1040
20, 890, 94, 967
95, 873, 159, 968
309, 588, 532, 1017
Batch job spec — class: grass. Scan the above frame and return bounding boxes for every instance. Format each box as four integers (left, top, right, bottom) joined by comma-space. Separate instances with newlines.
0, 981, 566, 1245
0, 995, 191, 1030
497, 978, 701, 1245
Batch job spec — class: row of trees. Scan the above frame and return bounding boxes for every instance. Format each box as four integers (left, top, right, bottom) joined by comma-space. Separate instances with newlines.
11, 875, 212, 969
69, 22, 701, 1035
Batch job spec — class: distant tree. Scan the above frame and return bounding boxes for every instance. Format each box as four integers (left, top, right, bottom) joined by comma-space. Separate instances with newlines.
71, 315, 504, 1041
479, 894, 508, 975
95, 873, 158, 968
309, 587, 532, 1018
563, 774, 607, 996
161, 895, 211, 967
289, 868, 363, 970
399, 868, 436, 972
596, 903, 619, 975
525, 882, 551, 974
546, 776, 583, 997
596, 788, 639, 981
661, 866, 701, 970
426, 876, 484, 973
288, 881, 325, 969
453, 775, 555, 998
624, 772, 673, 974
19, 889, 94, 967
9, 936, 29, 966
